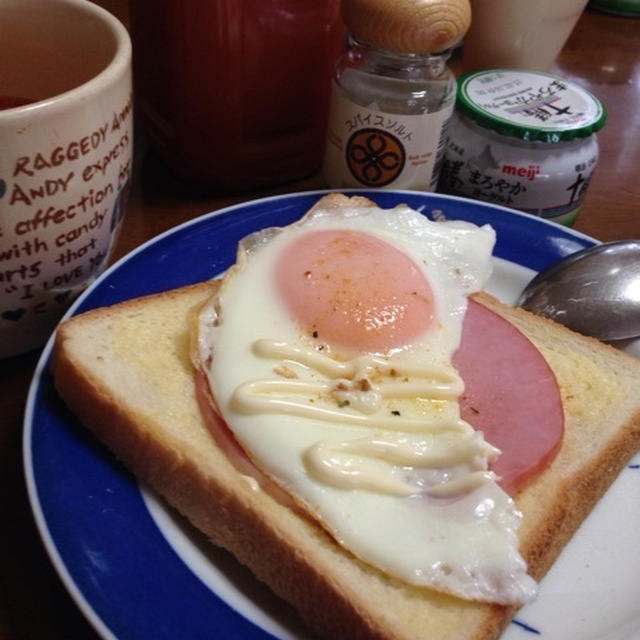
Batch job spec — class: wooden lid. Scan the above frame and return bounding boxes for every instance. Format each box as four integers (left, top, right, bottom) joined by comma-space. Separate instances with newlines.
341, 0, 471, 54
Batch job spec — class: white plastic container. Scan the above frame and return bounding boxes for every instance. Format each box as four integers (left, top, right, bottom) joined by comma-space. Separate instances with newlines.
439, 69, 607, 226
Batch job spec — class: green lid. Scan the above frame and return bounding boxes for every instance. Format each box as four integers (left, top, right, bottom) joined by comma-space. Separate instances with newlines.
456, 69, 607, 143
590, 0, 640, 16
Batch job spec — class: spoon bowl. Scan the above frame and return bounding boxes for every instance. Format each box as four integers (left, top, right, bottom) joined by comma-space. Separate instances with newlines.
517, 240, 640, 341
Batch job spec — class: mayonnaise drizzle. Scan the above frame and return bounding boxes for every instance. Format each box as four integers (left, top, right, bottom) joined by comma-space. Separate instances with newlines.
233, 379, 468, 433
304, 434, 499, 496
231, 339, 498, 496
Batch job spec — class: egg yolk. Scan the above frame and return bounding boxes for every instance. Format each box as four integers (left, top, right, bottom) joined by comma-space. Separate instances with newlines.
274, 229, 436, 352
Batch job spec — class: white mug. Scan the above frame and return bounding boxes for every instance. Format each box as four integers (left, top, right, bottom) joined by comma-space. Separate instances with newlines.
461, 0, 589, 72
0, 0, 132, 358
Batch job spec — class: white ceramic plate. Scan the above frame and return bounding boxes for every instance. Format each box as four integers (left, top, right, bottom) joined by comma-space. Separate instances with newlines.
24, 190, 640, 640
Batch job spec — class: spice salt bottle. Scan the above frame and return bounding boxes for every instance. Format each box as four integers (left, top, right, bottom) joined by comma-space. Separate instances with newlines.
323, 0, 471, 191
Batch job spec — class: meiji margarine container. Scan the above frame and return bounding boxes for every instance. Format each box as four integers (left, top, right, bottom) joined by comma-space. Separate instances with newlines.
438, 69, 607, 226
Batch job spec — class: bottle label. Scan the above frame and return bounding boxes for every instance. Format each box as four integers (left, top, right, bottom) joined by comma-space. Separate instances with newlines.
323, 85, 454, 191
439, 114, 599, 226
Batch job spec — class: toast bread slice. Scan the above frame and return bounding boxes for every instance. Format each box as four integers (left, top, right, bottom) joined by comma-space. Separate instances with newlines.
52, 277, 640, 640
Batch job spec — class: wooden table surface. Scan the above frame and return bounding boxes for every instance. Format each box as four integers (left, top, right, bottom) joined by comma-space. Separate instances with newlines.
1, 5, 639, 639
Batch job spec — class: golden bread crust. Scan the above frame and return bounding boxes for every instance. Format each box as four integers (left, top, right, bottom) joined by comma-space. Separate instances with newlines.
52, 198, 640, 640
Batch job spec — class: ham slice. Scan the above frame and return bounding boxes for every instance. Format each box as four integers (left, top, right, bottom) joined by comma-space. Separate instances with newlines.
454, 300, 564, 494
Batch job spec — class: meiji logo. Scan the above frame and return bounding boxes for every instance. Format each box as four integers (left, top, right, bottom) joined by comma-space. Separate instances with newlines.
502, 164, 540, 181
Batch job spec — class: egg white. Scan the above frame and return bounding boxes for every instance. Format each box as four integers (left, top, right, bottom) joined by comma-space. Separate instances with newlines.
197, 201, 537, 605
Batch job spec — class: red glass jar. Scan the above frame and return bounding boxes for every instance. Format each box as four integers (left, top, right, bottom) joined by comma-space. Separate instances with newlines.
129, 0, 345, 190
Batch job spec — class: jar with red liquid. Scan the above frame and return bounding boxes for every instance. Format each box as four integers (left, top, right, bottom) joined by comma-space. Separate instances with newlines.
129, 0, 345, 191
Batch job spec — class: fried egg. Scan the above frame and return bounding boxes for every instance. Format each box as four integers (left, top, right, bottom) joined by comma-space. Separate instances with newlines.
197, 197, 537, 605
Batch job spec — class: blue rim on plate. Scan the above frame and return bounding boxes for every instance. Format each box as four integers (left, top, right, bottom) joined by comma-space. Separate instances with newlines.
24, 190, 597, 640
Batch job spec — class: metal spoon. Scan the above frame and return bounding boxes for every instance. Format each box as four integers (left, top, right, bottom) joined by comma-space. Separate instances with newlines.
517, 240, 640, 341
